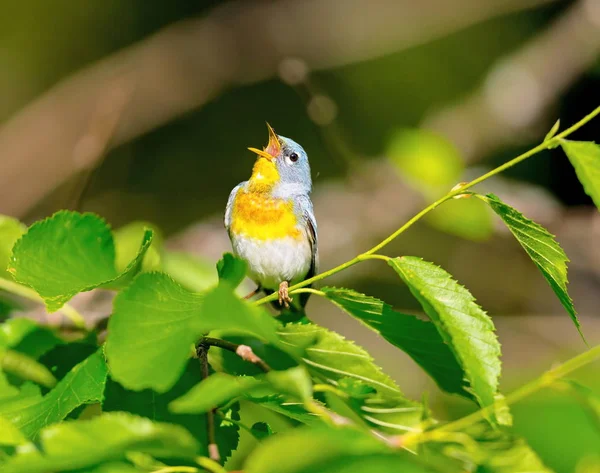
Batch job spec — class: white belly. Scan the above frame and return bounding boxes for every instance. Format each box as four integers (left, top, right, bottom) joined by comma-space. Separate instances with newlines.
231, 234, 312, 290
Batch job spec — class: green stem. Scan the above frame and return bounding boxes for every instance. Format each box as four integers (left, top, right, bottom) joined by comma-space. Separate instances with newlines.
253, 105, 600, 306
195, 456, 229, 473
0, 277, 86, 329
435, 343, 600, 435
289, 288, 325, 297
149, 467, 198, 473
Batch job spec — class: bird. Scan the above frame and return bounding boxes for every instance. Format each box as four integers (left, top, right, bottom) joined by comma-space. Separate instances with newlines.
224, 123, 318, 312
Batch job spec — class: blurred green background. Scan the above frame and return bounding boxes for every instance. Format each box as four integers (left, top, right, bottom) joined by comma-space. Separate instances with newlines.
1, 1, 599, 471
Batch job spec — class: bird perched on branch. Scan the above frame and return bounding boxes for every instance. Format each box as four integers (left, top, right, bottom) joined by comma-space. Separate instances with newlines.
225, 124, 318, 312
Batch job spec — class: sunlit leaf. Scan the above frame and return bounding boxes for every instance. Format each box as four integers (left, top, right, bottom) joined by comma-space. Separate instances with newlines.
245, 393, 319, 426
171, 366, 312, 421
0, 371, 20, 400
170, 372, 261, 414
561, 140, 600, 210
0, 348, 57, 388
161, 251, 218, 292
321, 287, 470, 400
278, 323, 423, 433
106, 273, 284, 392
265, 366, 312, 402
1, 412, 199, 473
244, 426, 434, 473
8, 211, 153, 311
424, 422, 553, 473
389, 257, 502, 420
85, 463, 144, 473
0, 416, 25, 446
0, 350, 107, 438
0, 318, 65, 360
113, 221, 163, 273
482, 193, 583, 341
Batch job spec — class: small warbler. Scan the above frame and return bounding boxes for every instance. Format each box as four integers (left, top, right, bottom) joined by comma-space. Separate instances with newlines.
225, 124, 318, 311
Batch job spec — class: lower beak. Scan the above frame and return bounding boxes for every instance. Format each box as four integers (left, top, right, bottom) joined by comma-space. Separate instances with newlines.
248, 122, 281, 160
247, 147, 274, 160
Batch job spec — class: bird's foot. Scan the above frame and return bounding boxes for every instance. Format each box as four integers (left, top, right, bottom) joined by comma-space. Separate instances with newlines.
244, 285, 261, 300
278, 281, 293, 309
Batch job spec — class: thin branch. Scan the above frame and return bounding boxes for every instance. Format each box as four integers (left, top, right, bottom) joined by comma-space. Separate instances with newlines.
253, 105, 600, 306
201, 336, 271, 373
196, 342, 220, 464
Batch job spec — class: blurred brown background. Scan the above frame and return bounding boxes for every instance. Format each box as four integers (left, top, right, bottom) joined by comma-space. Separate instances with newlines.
1, 1, 600, 471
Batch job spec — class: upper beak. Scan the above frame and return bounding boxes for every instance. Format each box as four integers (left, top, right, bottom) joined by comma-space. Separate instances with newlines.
248, 122, 281, 160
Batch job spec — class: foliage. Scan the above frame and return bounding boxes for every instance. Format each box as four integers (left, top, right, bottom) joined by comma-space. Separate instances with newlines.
0, 108, 599, 472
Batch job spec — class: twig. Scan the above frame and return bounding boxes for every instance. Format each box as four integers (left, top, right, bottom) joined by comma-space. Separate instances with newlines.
253, 105, 600, 306
196, 342, 220, 464
201, 337, 271, 373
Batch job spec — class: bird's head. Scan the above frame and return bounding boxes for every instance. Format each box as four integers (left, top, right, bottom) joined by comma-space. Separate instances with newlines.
247, 123, 311, 194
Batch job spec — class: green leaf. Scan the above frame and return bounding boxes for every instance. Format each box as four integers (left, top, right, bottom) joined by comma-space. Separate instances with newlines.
250, 422, 273, 440
161, 251, 218, 292
105, 273, 283, 392
113, 221, 163, 273
431, 422, 554, 473
82, 463, 144, 473
0, 216, 25, 279
245, 393, 319, 425
482, 193, 583, 341
0, 318, 65, 360
245, 426, 434, 473
170, 366, 312, 422
217, 253, 247, 289
388, 257, 502, 419
278, 323, 423, 433
0, 371, 20, 400
0, 348, 57, 388
265, 366, 312, 402
0, 416, 25, 446
0, 350, 107, 438
1, 412, 199, 473
104, 360, 240, 460
321, 287, 471, 400
561, 380, 600, 420
170, 372, 261, 414
561, 140, 600, 209
8, 211, 153, 311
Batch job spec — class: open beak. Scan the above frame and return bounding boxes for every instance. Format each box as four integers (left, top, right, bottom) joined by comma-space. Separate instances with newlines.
248, 122, 281, 160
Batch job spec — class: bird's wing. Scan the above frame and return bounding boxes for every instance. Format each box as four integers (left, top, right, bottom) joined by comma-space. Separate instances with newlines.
296, 194, 319, 279
224, 182, 246, 236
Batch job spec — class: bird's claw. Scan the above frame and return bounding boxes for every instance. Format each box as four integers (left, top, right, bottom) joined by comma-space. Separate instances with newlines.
278, 281, 293, 309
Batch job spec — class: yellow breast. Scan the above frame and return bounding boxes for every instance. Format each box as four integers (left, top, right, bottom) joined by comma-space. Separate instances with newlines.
231, 190, 301, 241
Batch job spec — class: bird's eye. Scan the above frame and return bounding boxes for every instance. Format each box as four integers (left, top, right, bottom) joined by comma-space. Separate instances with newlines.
289, 152, 299, 163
